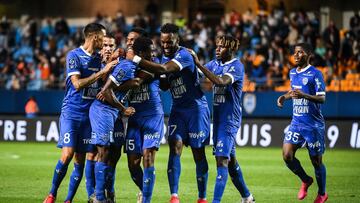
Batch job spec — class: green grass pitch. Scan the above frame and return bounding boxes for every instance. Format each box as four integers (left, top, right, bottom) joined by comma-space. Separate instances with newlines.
0, 142, 359, 203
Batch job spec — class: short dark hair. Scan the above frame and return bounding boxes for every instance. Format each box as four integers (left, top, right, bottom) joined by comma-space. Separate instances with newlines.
160, 23, 179, 34
130, 27, 148, 37
133, 37, 153, 54
104, 33, 115, 40
295, 42, 313, 55
83, 23, 106, 38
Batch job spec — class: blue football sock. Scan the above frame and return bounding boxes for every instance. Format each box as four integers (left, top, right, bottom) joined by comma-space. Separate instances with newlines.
285, 157, 311, 183
95, 162, 109, 201
196, 159, 208, 199
130, 165, 143, 191
213, 166, 228, 202
228, 161, 250, 198
49, 160, 69, 197
85, 160, 96, 197
315, 164, 326, 195
65, 163, 84, 201
143, 166, 155, 203
167, 153, 181, 195
106, 166, 116, 193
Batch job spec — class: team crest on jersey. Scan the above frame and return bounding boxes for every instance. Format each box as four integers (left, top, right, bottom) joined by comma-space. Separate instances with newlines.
69, 58, 76, 69
302, 77, 308, 85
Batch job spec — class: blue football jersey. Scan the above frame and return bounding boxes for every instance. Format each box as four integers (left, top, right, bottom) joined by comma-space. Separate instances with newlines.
161, 46, 207, 109
289, 65, 326, 128
109, 59, 137, 103
205, 58, 244, 128
61, 46, 102, 119
128, 57, 163, 116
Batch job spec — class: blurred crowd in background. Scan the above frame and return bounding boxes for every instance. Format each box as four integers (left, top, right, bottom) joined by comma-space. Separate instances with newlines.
0, 1, 359, 92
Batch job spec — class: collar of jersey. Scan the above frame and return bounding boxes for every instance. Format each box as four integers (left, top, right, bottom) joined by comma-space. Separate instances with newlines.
80, 46, 92, 56
216, 58, 237, 66
296, 64, 311, 73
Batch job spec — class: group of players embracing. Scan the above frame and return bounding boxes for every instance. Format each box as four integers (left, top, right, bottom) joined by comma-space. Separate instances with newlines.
43, 22, 328, 203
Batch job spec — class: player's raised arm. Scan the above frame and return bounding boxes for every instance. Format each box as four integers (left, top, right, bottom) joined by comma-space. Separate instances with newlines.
189, 49, 232, 86
70, 60, 117, 91
127, 48, 180, 74
98, 78, 135, 115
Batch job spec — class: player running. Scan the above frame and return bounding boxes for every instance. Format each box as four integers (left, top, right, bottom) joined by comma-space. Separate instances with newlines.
277, 43, 328, 203
189, 35, 255, 203
43, 23, 114, 203
127, 23, 210, 203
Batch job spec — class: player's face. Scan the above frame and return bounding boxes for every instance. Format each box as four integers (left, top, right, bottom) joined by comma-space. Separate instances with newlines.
294, 46, 308, 67
126, 32, 140, 49
160, 33, 178, 57
93, 29, 106, 50
215, 39, 230, 60
101, 37, 116, 62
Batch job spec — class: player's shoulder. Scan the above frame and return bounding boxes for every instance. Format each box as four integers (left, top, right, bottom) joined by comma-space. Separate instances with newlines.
67, 47, 81, 58
289, 68, 297, 74
114, 59, 137, 72
176, 46, 192, 58
311, 66, 323, 75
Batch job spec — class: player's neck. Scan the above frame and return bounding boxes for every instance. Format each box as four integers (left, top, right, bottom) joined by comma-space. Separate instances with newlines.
82, 40, 95, 55
296, 63, 309, 72
221, 54, 233, 64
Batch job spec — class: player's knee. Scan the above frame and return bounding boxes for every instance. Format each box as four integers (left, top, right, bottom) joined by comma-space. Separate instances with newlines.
97, 147, 109, 162
310, 156, 323, 168
282, 152, 294, 162
60, 148, 75, 164
143, 150, 155, 167
74, 153, 86, 164
86, 152, 97, 161
216, 156, 229, 168
169, 140, 183, 155
127, 155, 141, 171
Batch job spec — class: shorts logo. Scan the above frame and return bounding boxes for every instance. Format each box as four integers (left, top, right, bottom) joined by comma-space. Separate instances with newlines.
302, 78, 308, 85
189, 131, 206, 139
144, 132, 160, 140
307, 141, 321, 149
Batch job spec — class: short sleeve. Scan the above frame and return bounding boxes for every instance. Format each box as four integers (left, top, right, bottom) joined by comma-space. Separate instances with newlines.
109, 61, 135, 86
171, 49, 194, 71
314, 70, 326, 96
224, 62, 242, 84
66, 52, 81, 77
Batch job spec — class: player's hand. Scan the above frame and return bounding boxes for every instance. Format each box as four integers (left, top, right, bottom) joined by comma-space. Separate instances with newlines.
96, 91, 106, 101
123, 106, 135, 117
103, 60, 118, 74
111, 48, 126, 60
126, 48, 135, 61
187, 48, 200, 65
277, 95, 285, 108
290, 89, 305, 99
